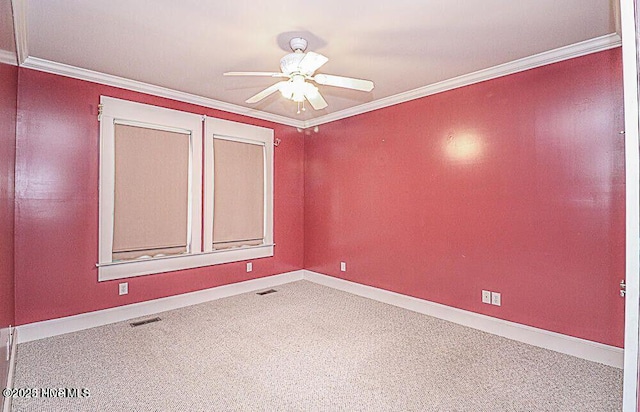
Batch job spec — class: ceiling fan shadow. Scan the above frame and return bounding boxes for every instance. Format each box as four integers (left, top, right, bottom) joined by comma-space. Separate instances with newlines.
276, 31, 327, 52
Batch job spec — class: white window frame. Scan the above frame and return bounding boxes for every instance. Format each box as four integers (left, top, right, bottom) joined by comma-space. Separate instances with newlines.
97, 97, 274, 281
98, 96, 203, 281
203, 117, 274, 263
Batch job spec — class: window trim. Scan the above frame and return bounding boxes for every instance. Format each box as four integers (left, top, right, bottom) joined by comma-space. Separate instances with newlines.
97, 97, 274, 282
203, 117, 274, 257
98, 96, 203, 281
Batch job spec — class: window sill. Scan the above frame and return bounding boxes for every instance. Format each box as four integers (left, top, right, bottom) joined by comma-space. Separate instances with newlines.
97, 244, 274, 281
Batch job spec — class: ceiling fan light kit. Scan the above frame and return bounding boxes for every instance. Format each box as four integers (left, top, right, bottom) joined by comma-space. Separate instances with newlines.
224, 37, 374, 113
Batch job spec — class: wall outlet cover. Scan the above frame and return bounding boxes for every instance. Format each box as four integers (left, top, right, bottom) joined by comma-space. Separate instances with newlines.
247, 262, 253, 272
340, 262, 346, 272
491, 292, 501, 306
119, 282, 128, 296
482, 290, 491, 304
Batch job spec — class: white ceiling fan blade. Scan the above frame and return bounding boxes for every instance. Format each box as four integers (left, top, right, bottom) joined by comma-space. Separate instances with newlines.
298, 52, 329, 75
305, 89, 328, 110
246, 81, 287, 103
224, 72, 288, 78
313, 74, 374, 92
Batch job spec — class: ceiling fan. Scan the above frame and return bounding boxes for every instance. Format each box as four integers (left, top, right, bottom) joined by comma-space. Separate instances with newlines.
224, 37, 374, 113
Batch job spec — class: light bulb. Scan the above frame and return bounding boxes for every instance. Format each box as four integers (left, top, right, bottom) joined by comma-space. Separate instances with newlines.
279, 75, 309, 103
291, 76, 306, 102
279, 81, 294, 99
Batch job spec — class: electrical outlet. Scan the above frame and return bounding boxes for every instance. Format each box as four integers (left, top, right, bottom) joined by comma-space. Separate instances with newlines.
119, 282, 128, 296
482, 290, 491, 304
246, 262, 253, 272
340, 262, 346, 272
491, 292, 501, 306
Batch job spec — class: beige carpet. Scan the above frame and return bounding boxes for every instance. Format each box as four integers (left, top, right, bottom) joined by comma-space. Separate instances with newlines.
11, 280, 622, 411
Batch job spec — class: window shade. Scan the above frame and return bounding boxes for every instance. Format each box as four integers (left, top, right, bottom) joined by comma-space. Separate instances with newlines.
213, 138, 265, 249
113, 124, 190, 260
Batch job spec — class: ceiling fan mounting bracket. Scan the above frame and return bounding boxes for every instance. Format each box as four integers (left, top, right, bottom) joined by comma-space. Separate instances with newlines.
289, 37, 308, 52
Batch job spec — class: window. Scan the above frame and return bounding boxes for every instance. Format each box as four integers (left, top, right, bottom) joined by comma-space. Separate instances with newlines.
211, 138, 265, 250
98, 97, 273, 281
112, 124, 191, 260
203, 117, 274, 260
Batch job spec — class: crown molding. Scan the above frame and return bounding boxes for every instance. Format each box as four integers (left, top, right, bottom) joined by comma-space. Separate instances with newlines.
18, 32, 620, 129
303, 33, 622, 128
20, 57, 306, 128
11, 0, 27, 65
613, 0, 622, 37
0, 50, 17, 66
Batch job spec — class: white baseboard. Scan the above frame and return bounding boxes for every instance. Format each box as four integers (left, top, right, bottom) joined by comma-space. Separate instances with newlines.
17, 270, 304, 343
302, 270, 623, 368
15, 268, 622, 369
2, 327, 17, 412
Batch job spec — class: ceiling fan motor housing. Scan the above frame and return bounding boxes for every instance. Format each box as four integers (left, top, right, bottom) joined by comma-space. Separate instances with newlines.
280, 53, 305, 75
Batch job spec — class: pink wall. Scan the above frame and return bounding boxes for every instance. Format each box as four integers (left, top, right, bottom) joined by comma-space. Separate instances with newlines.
13, 49, 626, 349
0, 62, 16, 329
0, 61, 17, 388
304, 49, 625, 347
14, 68, 304, 325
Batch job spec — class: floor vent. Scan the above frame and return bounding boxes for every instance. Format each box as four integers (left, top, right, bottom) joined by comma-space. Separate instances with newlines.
257, 289, 277, 296
130, 317, 161, 327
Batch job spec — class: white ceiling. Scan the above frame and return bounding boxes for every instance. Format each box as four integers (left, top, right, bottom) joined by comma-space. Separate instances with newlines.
10, 0, 620, 126
0, 0, 15, 63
